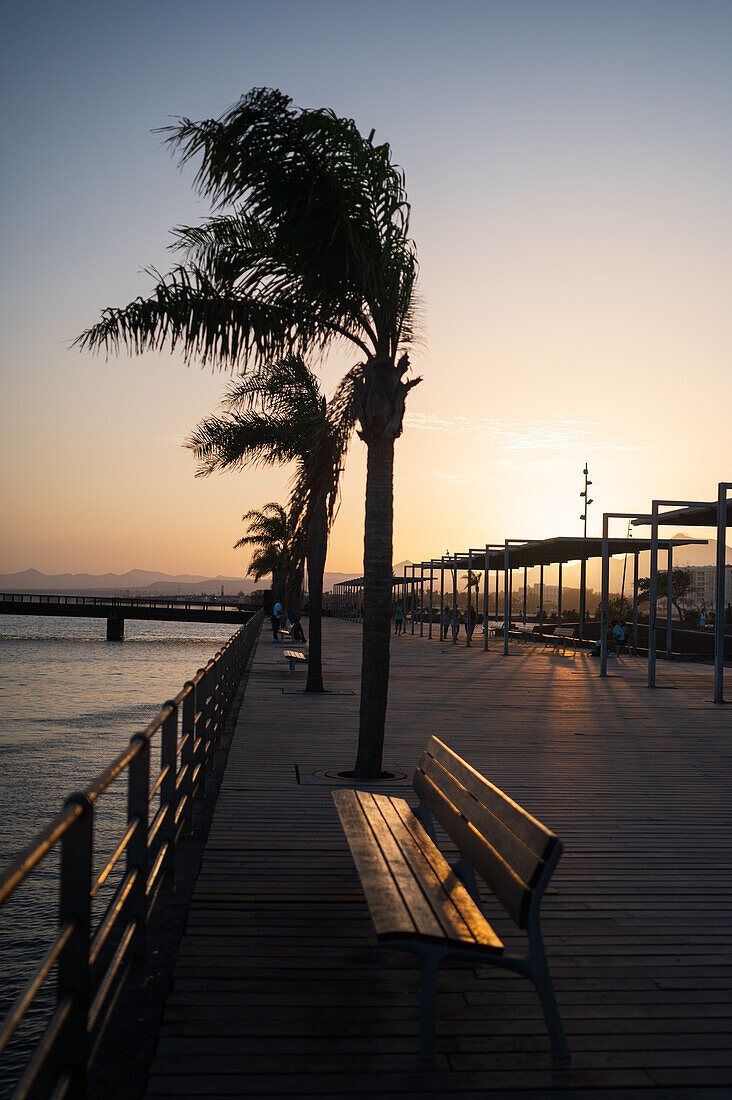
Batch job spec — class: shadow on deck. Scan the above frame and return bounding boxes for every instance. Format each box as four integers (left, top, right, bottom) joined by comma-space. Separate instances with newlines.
144, 620, 732, 1097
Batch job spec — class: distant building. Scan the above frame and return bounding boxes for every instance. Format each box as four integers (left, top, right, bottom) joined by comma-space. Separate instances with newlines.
685, 565, 732, 608
527, 583, 597, 612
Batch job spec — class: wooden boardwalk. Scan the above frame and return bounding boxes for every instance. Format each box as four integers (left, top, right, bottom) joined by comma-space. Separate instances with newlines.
145, 620, 732, 1098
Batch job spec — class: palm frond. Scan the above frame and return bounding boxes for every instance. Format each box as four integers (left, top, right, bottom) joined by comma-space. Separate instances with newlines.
74, 263, 313, 369
187, 410, 311, 475
287, 365, 361, 579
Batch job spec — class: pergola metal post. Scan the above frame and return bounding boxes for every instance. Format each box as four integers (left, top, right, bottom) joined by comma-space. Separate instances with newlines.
647, 499, 709, 687
522, 567, 527, 624
420, 563, 425, 637
666, 544, 673, 659
484, 545, 490, 651
494, 569, 499, 619
649, 508, 659, 686
579, 559, 587, 643
439, 557, 445, 639
601, 512, 648, 677
465, 554, 472, 648
557, 563, 563, 624
411, 565, 416, 635
714, 482, 730, 704
428, 561, 434, 639
539, 565, 544, 635
633, 552, 639, 655
503, 542, 510, 656
452, 553, 458, 645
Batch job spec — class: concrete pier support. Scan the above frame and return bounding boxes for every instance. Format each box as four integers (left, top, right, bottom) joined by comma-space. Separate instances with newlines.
107, 615, 125, 641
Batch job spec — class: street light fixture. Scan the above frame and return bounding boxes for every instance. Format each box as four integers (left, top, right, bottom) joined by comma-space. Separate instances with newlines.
580, 463, 593, 537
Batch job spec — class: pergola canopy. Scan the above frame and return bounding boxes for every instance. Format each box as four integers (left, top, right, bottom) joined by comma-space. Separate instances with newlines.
448, 536, 706, 572
632, 503, 732, 528
334, 535, 707, 591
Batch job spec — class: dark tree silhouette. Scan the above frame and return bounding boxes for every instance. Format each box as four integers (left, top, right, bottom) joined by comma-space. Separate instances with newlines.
189, 356, 356, 691
76, 88, 421, 780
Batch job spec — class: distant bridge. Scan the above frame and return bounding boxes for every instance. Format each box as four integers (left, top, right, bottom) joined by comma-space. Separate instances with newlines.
0, 592, 255, 639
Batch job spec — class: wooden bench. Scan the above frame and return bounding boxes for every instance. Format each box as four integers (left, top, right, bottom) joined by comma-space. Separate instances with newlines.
511, 622, 540, 644
333, 737, 569, 1064
282, 649, 307, 676
544, 625, 578, 654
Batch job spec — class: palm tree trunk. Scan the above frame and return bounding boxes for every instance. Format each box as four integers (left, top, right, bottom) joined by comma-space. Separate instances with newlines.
354, 436, 394, 781
305, 492, 328, 693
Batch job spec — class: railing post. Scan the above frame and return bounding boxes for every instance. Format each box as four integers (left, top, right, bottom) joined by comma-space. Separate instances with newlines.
57, 793, 93, 1099
127, 733, 150, 971
181, 682, 196, 832
198, 666, 211, 793
211, 658, 222, 747
160, 703, 177, 883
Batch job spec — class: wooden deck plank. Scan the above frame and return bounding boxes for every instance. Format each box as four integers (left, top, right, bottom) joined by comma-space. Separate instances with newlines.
143, 618, 732, 1097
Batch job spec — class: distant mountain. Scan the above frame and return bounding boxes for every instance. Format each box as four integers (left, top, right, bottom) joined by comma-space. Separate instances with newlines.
0, 567, 366, 596
4, 538, 725, 599
669, 533, 732, 567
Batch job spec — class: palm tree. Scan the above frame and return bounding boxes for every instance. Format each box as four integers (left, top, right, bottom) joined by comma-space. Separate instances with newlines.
76, 88, 421, 780
235, 503, 289, 600
188, 355, 356, 692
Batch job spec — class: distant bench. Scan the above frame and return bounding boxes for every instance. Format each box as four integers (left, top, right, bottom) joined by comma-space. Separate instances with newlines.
511, 623, 541, 644
333, 737, 569, 1064
544, 625, 579, 654
283, 649, 307, 676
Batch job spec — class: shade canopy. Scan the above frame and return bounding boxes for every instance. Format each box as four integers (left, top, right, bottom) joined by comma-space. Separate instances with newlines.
335, 536, 708, 590
448, 536, 706, 571
632, 503, 732, 528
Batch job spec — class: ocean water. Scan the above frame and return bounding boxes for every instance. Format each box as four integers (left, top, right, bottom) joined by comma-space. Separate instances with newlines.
0, 613, 239, 1095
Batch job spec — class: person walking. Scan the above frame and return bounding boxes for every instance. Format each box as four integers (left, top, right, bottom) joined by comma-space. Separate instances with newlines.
440, 604, 449, 640
271, 599, 283, 642
393, 600, 404, 635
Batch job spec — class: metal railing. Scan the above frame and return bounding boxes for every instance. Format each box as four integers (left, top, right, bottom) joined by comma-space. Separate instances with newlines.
0, 609, 263, 1099
0, 592, 253, 612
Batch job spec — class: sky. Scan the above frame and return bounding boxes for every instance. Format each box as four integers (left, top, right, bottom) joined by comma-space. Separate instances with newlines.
1, 0, 730, 581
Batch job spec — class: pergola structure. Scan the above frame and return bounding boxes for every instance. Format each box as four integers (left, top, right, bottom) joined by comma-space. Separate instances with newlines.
630, 481, 731, 704
333, 533, 704, 656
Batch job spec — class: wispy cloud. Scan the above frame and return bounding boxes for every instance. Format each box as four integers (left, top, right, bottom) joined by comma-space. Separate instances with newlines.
404, 413, 650, 457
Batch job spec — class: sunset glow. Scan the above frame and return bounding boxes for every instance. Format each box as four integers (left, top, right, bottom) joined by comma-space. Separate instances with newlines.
2, 1, 730, 579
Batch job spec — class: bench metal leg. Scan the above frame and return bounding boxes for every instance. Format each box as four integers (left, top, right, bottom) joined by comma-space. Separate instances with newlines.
529, 955, 570, 1065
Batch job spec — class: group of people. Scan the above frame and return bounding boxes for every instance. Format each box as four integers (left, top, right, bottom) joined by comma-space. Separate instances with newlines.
393, 601, 478, 641
270, 600, 306, 643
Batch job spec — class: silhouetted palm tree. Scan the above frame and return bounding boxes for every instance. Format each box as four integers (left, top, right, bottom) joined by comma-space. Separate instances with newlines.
76, 88, 421, 780
235, 503, 289, 601
189, 356, 356, 691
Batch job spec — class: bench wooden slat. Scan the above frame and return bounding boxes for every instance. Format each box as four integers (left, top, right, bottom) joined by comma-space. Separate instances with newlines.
332, 790, 416, 939
413, 769, 531, 926
415, 754, 546, 888
354, 792, 445, 940
370, 794, 491, 947
386, 796, 504, 952
421, 737, 557, 861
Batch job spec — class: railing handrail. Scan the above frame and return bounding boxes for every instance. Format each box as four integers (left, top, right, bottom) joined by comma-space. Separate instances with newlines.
0, 591, 256, 611
0, 608, 264, 1100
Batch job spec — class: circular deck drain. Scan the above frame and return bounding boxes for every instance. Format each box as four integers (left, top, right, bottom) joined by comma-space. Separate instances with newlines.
315, 768, 408, 783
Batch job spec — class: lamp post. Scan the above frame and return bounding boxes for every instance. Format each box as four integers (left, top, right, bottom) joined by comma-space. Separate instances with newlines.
579, 463, 593, 642
580, 463, 593, 538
